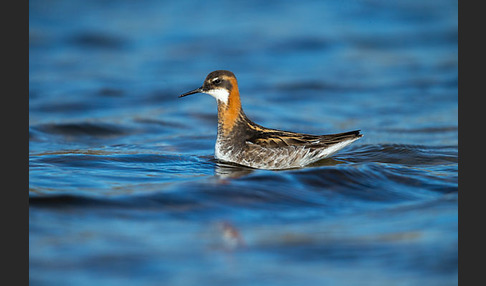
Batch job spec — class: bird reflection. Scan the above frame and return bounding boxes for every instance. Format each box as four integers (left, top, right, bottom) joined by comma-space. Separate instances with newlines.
214, 160, 255, 179
213, 157, 345, 179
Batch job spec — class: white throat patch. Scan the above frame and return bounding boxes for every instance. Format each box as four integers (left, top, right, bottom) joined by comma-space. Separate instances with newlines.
204, 89, 229, 104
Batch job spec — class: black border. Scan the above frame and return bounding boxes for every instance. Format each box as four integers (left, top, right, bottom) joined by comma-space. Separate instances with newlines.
7, 0, 29, 285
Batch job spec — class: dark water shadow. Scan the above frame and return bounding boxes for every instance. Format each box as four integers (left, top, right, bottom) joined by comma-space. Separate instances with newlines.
344, 143, 458, 166
32, 122, 128, 138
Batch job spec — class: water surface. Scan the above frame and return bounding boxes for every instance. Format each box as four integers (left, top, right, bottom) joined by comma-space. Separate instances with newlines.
30, 0, 458, 285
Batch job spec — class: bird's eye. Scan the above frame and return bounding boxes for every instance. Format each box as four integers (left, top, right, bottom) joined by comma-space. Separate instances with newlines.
213, 78, 221, 84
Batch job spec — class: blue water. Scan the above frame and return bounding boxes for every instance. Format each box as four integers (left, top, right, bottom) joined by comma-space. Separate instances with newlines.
29, 0, 458, 285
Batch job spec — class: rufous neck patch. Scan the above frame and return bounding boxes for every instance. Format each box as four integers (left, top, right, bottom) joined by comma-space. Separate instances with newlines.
218, 78, 241, 135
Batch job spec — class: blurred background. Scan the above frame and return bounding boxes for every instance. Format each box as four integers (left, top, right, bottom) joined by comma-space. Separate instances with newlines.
30, 0, 457, 285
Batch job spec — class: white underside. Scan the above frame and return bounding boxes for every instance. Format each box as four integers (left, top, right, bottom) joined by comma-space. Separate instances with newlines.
310, 139, 357, 160
215, 137, 360, 170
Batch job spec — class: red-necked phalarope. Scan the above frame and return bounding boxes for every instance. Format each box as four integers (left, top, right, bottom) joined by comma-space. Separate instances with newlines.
179, 70, 363, 170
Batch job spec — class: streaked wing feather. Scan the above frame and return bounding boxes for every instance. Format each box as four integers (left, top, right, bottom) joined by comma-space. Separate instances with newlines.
247, 129, 362, 148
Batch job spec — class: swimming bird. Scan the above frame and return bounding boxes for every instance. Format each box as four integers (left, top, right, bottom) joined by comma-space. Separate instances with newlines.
179, 70, 362, 170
